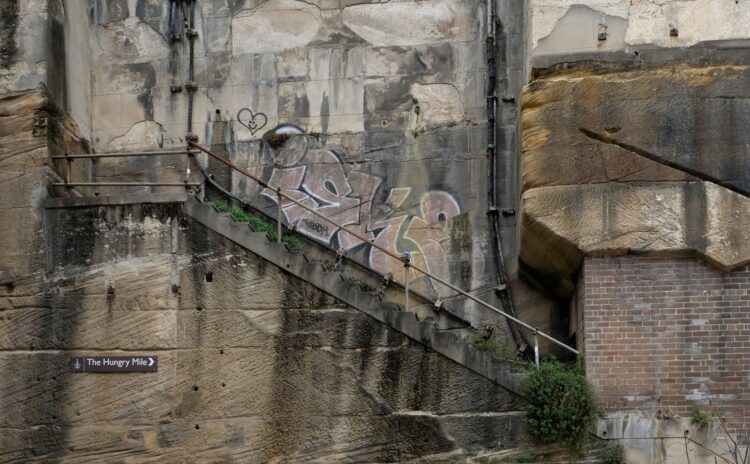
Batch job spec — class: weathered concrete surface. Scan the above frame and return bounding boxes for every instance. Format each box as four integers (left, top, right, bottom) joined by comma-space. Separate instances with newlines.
0, 0, 49, 93
520, 63, 750, 296
232, 0, 323, 54
597, 413, 732, 464
0, 202, 527, 462
532, 0, 750, 59
342, 0, 476, 47
79, 0, 534, 342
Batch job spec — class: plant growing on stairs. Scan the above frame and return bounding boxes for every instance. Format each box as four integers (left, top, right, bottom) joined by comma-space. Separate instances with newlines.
213, 201, 303, 252
521, 358, 600, 453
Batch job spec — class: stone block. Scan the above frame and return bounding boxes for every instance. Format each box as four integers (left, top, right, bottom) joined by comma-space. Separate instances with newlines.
232, 0, 323, 54
342, 0, 477, 47
92, 94, 121, 131
521, 182, 750, 296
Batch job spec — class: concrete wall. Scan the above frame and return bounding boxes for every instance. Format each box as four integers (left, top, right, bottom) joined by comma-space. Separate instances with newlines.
80, 0, 558, 341
0, 0, 50, 93
531, 0, 750, 64
62, 0, 92, 139
1, 0, 92, 139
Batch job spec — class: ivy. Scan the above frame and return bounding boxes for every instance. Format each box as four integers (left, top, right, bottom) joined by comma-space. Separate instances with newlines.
521, 358, 600, 452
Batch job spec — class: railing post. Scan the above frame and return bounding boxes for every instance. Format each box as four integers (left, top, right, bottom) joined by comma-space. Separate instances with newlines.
534, 331, 540, 369
402, 252, 411, 312
276, 188, 282, 244
185, 151, 192, 184
65, 153, 72, 187
185, 141, 580, 356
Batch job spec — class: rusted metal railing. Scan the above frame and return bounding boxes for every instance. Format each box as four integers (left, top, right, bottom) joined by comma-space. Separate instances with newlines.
188, 141, 578, 359
51, 150, 202, 188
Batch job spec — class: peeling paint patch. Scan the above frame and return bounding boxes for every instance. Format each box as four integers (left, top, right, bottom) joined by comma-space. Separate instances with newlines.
535, 5, 627, 56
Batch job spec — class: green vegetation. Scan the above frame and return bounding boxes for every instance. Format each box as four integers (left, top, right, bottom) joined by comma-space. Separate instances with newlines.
263, 129, 292, 148
477, 457, 502, 464
690, 408, 711, 427
472, 333, 528, 370
213, 201, 303, 252
598, 444, 625, 464
521, 358, 600, 452
490, 450, 553, 463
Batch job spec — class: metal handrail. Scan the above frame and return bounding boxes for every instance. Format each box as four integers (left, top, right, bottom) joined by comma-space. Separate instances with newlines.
52, 149, 199, 188
51, 150, 199, 159
188, 141, 578, 356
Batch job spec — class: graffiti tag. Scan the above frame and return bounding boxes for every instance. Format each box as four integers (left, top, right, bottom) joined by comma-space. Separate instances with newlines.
260, 131, 461, 296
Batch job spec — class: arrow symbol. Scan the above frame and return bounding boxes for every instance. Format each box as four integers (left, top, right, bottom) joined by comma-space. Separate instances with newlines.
148, 357, 155, 367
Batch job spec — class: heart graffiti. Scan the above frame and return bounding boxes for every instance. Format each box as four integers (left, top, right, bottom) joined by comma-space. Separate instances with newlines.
237, 108, 268, 136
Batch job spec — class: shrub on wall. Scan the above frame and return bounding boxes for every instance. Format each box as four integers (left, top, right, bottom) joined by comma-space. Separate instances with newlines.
521, 358, 599, 451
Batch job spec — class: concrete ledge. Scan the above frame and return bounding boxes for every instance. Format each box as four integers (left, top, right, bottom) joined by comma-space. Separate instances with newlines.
532, 40, 750, 75
44, 192, 188, 209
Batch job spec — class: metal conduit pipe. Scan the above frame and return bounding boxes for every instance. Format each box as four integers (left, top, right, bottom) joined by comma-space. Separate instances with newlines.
485, 0, 528, 352
186, 0, 196, 137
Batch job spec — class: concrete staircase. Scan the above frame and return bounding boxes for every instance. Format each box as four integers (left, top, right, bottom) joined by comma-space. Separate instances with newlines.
183, 195, 524, 395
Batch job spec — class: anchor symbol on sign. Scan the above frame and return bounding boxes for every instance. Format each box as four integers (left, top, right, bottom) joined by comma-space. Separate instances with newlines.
73, 358, 81, 370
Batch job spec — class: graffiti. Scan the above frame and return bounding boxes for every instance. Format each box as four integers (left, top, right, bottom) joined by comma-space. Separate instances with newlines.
300, 218, 329, 236
260, 128, 461, 296
237, 108, 268, 135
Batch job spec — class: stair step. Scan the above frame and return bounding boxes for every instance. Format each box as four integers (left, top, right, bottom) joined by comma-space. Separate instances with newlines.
410, 303, 466, 330
182, 197, 523, 395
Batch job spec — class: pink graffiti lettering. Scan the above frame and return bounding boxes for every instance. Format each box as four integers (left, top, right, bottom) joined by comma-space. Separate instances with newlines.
262, 137, 461, 296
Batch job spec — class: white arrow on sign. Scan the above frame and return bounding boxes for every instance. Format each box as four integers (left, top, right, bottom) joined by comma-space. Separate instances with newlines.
148, 357, 155, 366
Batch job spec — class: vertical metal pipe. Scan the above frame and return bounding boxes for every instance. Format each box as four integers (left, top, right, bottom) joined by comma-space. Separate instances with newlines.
534, 332, 540, 369
276, 190, 282, 244
186, 0, 196, 135
486, 0, 493, 38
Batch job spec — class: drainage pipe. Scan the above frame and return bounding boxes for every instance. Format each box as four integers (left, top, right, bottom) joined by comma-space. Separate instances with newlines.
485, 0, 528, 351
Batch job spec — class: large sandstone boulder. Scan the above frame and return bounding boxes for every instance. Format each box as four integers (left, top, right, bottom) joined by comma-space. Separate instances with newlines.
520, 64, 750, 295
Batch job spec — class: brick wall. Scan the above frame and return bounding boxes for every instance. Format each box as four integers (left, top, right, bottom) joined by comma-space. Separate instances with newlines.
578, 257, 750, 434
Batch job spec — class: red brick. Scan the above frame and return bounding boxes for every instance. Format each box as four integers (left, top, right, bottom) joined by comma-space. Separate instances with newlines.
578, 256, 750, 435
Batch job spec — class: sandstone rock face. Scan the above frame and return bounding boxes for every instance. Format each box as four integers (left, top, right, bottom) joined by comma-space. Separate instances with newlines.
0, 202, 527, 462
521, 64, 750, 295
